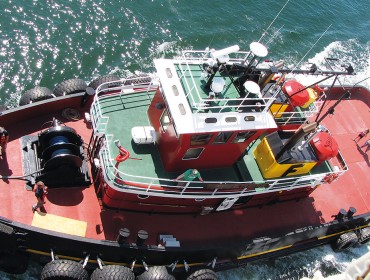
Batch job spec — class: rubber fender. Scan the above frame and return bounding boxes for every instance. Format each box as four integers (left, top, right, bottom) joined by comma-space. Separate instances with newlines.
358, 227, 370, 244
0, 223, 16, 254
0, 252, 29, 274
186, 269, 218, 280
334, 231, 358, 250
41, 259, 88, 280
88, 75, 121, 90
90, 265, 135, 280
53, 79, 87, 96
136, 266, 175, 280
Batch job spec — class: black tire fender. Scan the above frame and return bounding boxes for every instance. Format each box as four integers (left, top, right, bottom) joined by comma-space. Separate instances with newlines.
53, 79, 87, 96
19, 86, 53, 106
88, 75, 121, 90
90, 265, 135, 280
0, 222, 16, 254
136, 266, 175, 280
186, 269, 218, 280
19, 90, 33, 106
30, 86, 54, 102
0, 252, 29, 274
334, 231, 358, 250
358, 227, 370, 244
40, 259, 88, 280
124, 74, 152, 85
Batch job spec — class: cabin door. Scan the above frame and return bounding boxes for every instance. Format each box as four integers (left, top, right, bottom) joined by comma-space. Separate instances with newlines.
216, 197, 239, 211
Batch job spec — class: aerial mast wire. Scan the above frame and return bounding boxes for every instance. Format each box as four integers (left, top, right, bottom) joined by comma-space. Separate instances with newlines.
258, 0, 291, 43
289, 24, 332, 76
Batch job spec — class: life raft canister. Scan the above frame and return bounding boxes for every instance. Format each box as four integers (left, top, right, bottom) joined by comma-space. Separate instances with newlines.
310, 131, 339, 163
282, 80, 310, 107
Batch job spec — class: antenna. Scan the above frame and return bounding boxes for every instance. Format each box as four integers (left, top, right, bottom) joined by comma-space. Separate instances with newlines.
289, 24, 332, 75
259, 0, 291, 43
265, 25, 285, 46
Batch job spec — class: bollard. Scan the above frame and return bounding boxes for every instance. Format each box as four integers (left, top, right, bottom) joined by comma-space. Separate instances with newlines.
136, 230, 149, 246
336, 208, 347, 220
116, 228, 130, 244
347, 207, 357, 219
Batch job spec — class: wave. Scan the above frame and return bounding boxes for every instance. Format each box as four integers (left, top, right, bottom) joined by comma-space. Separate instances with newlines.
217, 244, 370, 280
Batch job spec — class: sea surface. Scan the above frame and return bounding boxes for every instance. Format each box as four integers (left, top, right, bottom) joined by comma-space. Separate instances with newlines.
0, 0, 369, 279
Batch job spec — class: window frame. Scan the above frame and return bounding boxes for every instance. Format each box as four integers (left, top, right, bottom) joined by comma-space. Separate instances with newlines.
182, 147, 205, 160
231, 131, 256, 143
190, 133, 213, 146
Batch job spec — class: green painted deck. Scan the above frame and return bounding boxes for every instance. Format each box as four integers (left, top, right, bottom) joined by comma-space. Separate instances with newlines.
97, 91, 331, 187
175, 63, 241, 113
99, 91, 169, 182
98, 91, 252, 184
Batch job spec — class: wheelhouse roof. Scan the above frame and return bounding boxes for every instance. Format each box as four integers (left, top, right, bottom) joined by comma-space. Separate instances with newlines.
154, 58, 277, 135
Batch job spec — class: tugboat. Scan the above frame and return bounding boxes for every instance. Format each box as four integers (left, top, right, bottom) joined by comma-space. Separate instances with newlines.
0, 41, 369, 279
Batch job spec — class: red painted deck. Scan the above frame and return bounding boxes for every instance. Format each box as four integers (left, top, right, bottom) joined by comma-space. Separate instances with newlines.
0, 87, 368, 248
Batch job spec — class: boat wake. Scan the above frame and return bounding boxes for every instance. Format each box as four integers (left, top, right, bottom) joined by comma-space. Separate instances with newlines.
306, 39, 370, 87
217, 244, 370, 280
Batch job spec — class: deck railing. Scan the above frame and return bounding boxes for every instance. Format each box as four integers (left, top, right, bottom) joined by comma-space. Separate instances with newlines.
97, 137, 347, 199
175, 52, 276, 114
88, 63, 348, 200
90, 76, 157, 133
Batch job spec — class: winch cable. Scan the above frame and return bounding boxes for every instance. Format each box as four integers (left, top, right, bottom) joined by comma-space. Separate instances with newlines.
0, 168, 44, 181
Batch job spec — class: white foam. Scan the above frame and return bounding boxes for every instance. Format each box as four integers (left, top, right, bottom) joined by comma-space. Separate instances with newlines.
294, 39, 370, 88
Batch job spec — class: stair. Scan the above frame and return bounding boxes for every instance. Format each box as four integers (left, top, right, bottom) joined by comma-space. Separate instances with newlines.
159, 234, 181, 248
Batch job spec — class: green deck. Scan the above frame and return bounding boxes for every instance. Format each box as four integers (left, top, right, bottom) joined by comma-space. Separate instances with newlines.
98, 91, 332, 186
98, 91, 257, 184
175, 63, 241, 113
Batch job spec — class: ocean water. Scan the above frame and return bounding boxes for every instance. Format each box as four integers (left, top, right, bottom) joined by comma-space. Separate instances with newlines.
0, 0, 369, 279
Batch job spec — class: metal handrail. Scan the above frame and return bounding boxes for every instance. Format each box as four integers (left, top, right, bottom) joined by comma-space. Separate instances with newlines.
97, 138, 345, 199
174, 55, 275, 114
88, 69, 348, 200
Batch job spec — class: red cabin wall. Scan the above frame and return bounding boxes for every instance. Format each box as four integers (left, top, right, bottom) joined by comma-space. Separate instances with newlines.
147, 89, 182, 171
147, 89, 277, 172
147, 89, 165, 138
162, 131, 263, 172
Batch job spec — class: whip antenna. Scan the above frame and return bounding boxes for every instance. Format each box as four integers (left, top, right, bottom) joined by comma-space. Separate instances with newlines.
259, 0, 291, 43
265, 25, 285, 46
289, 24, 332, 75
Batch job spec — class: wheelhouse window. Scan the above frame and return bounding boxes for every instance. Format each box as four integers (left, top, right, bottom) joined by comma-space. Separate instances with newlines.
231, 131, 255, 143
213, 131, 233, 144
160, 109, 171, 132
190, 134, 213, 146
183, 147, 204, 160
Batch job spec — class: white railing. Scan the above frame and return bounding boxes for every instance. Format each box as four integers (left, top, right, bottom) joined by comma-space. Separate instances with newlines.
178, 49, 250, 63
90, 76, 157, 133
175, 52, 275, 114
97, 137, 347, 199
